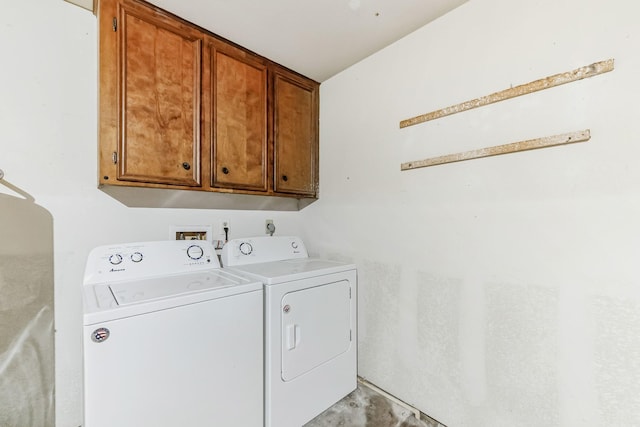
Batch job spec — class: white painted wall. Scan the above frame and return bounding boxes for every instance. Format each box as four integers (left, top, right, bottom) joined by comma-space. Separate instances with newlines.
302, 0, 640, 425
0, 1, 302, 425
4, 0, 639, 426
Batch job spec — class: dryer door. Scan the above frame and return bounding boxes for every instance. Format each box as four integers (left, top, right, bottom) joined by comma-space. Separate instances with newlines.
281, 279, 351, 381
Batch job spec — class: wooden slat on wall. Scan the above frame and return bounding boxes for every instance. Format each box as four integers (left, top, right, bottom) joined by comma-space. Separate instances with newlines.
400, 60, 614, 128
401, 129, 591, 171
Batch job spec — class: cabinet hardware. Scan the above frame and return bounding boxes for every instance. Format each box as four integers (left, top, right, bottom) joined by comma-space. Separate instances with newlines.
281, 175, 288, 182
222, 167, 230, 174
182, 162, 191, 170
112, 151, 117, 164
112, 18, 117, 32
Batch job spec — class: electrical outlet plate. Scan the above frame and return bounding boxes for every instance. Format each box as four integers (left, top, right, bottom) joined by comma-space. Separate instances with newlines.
265, 219, 274, 235
222, 219, 230, 229
169, 225, 213, 243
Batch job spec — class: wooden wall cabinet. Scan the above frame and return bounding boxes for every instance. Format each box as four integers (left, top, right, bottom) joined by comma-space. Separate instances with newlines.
98, 0, 319, 209
273, 69, 319, 197
99, 0, 203, 187
207, 41, 268, 192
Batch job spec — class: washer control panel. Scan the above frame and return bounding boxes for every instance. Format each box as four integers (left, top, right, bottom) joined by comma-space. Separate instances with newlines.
84, 240, 218, 285
221, 236, 308, 266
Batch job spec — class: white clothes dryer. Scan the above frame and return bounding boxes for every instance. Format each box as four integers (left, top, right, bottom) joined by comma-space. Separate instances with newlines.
222, 236, 357, 427
83, 240, 263, 427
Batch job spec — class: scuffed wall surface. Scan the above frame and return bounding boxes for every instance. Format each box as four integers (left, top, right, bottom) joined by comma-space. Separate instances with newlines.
0, 195, 54, 427
484, 282, 558, 426
592, 296, 640, 425
301, 0, 640, 425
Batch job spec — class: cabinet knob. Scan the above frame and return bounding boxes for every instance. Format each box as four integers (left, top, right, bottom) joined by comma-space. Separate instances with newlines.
281, 175, 288, 182
182, 162, 191, 170
222, 167, 230, 174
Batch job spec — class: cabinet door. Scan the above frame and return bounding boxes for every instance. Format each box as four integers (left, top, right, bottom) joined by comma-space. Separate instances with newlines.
116, 1, 202, 186
211, 48, 268, 191
273, 72, 319, 197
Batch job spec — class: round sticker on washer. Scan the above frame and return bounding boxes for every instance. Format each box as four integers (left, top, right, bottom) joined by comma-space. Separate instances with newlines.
91, 327, 110, 343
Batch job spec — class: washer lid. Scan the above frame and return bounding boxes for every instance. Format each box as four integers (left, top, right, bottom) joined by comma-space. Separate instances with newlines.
109, 270, 243, 306
228, 258, 355, 285
83, 269, 262, 325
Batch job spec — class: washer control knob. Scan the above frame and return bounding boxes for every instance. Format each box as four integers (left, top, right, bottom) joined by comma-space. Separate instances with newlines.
291, 241, 298, 249
239, 242, 253, 255
186, 244, 204, 260
108, 254, 123, 265
130, 252, 143, 263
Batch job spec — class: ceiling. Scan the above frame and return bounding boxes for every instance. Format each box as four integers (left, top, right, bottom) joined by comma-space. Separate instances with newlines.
144, 0, 468, 82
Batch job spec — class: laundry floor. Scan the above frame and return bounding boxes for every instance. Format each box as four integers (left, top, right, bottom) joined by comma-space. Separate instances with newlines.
304, 381, 444, 427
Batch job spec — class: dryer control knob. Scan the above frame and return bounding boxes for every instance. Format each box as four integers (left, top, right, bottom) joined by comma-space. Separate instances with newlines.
108, 254, 123, 265
239, 242, 253, 255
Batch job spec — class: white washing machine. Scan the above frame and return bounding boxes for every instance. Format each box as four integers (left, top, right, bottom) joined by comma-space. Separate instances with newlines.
82, 240, 263, 427
221, 236, 357, 427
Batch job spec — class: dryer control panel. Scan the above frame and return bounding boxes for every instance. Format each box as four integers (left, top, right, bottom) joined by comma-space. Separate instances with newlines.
221, 236, 308, 266
84, 240, 218, 285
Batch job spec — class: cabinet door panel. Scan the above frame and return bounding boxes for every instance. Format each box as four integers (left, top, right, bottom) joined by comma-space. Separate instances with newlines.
274, 74, 318, 196
118, 3, 201, 186
212, 50, 267, 191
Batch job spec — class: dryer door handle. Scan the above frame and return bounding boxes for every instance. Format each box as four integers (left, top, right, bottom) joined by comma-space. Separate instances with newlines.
286, 324, 300, 350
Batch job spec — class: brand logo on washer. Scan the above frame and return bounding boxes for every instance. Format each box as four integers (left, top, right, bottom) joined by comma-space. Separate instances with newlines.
91, 327, 110, 343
